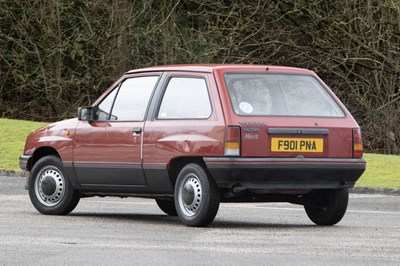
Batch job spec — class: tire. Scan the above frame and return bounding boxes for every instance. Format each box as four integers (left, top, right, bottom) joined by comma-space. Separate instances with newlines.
155, 199, 177, 216
174, 163, 220, 227
304, 189, 349, 226
28, 155, 81, 215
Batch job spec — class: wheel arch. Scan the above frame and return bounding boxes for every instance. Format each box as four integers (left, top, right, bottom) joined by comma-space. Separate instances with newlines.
28, 146, 60, 170
167, 157, 211, 187
28, 148, 81, 193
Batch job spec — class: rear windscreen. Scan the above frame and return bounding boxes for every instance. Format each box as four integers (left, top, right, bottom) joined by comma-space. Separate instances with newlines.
224, 73, 345, 117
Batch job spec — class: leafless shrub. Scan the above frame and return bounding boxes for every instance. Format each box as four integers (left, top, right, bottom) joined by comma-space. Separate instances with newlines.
0, 0, 398, 153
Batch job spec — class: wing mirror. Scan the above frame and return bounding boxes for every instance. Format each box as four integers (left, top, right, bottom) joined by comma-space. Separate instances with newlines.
77, 106, 94, 121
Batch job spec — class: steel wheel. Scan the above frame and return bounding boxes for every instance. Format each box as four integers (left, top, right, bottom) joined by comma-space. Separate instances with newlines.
34, 165, 66, 207
29, 155, 80, 215
177, 173, 203, 217
174, 163, 220, 227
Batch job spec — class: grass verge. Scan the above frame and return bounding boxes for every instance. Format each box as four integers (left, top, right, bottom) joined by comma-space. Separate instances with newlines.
0, 118, 48, 171
0, 118, 399, 188
356, 153, 400, 189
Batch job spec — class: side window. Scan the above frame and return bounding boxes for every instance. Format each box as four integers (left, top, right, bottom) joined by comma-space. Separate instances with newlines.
158, 77, 212, 119
111, 76, 158, 121
96, 76, 158, 121
97, 87, 118, 121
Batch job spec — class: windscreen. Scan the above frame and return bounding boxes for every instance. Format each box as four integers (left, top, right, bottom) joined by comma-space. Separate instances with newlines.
224, 73, 344, 117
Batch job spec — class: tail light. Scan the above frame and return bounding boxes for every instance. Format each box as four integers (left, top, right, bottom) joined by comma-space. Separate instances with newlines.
352, 128, 363, 158
224, 126, 241, 156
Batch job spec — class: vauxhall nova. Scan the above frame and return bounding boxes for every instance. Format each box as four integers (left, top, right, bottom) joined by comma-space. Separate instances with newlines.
20, 65, 366, 227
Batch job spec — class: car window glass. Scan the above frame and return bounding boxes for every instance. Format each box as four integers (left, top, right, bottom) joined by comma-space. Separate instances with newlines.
279, 79, 343, 117
158, 77, 212, 119
96, 87, 118, 121
110, 76, 158, 121
225, 73, 344, 117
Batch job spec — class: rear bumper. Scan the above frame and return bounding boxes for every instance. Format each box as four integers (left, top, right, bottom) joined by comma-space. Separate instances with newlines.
204, 157, 366, 190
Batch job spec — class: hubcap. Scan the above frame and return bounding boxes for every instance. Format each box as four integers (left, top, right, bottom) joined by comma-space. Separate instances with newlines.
41, 176, 57, 196
178, 174, 202, 217
183, 183, 195, 205
35, 166, 65, 207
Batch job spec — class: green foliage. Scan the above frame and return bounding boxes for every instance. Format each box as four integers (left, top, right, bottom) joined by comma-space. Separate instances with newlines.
0, 0, 399, 154
0, 118, 48, 170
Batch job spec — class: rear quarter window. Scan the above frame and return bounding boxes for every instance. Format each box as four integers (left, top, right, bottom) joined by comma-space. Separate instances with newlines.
224, 73, 344, 117
157, 77, 212, 119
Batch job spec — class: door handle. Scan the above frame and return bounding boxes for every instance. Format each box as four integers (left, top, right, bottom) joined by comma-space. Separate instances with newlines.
132, 127, 142, 133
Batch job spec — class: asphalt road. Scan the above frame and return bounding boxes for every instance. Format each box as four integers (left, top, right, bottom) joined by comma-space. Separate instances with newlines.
0, 175, 399, 266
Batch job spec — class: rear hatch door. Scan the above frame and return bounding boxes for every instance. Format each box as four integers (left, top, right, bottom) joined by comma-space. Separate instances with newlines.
222, 71, 355, 158
239, 117, 354, 158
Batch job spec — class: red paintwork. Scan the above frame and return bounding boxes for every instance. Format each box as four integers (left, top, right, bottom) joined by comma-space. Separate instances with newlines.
21, 64, 363, 171
23, 118, 79, 164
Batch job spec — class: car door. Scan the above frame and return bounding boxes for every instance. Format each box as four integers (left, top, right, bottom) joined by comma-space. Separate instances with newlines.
142, 73, 226, 193
73, 74, 160, 192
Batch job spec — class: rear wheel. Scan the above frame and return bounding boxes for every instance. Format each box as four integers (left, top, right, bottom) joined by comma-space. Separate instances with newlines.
29, 155, 80, 215
304, 189, 349, 226
174, 163, 220, 227
155, 199, 177, 216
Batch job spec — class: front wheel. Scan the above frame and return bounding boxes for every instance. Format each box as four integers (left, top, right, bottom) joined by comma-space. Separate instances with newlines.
155, 199, 177, 216
174, 163, 220, 227
29, 155, 80, 215
304, 189, 349, 226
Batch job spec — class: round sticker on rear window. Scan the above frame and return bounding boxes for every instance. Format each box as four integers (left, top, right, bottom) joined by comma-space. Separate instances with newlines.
239, 102, 253, 114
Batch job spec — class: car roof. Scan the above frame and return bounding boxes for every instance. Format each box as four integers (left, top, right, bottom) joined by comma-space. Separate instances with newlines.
126, 64, 314, 75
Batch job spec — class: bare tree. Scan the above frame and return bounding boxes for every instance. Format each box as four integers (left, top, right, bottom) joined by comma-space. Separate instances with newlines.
0, 0, 398, 153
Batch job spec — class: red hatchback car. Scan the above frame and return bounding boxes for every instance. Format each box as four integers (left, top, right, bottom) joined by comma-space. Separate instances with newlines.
20, 65, 366, 227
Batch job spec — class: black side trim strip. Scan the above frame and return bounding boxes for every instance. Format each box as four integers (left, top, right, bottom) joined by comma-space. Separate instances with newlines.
268, 128, 329, 135
204, 157, 367, 164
